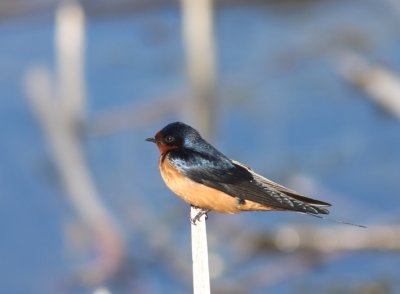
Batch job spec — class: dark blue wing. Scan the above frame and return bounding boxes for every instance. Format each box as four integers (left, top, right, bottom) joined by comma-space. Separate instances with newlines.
168, 149, 251, 183
168, 149, 330, 215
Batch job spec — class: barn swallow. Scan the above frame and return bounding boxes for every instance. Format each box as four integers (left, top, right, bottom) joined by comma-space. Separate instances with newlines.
146, 122, 339, 224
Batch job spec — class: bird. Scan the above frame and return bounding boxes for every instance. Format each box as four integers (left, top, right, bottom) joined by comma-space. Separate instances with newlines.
146, 122, 332, 224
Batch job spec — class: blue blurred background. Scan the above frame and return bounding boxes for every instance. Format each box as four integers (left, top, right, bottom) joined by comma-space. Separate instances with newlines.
1, 0, 400, 293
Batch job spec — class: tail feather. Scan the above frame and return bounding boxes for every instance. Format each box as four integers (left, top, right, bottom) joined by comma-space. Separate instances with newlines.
306, 213, 366, 228
250, 172, 331, 215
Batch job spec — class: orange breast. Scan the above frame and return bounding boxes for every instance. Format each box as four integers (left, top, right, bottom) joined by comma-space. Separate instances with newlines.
159, 155, 277, 214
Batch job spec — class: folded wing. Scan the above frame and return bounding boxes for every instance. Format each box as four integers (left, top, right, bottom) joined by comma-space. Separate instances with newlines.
169, 150, 330, 215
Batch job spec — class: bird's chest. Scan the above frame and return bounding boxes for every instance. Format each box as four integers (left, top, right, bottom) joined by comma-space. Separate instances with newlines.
158, 154, 240, 213
159, 155, 198, 203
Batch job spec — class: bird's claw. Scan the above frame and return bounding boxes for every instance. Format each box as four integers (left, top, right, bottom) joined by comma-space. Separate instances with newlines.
190, 207, 210, 225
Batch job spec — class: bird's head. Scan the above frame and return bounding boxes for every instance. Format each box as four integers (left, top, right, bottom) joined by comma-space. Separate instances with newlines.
146, 122, 201, 154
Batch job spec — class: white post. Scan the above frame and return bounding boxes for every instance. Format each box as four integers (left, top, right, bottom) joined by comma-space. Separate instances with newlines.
190, 207, 211, 294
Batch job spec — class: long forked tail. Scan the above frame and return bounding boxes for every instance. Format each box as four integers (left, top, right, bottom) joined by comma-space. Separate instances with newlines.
305, 212, 366, 228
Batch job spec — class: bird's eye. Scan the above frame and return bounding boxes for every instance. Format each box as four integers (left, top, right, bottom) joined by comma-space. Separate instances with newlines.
165, 136, 175, 143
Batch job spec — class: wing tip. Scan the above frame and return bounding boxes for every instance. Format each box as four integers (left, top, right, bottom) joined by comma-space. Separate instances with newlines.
304, 204, 330, 215
313, 201, 332, 207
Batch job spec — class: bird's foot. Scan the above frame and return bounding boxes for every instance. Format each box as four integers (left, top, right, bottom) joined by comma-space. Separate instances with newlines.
190, 206, 210, 225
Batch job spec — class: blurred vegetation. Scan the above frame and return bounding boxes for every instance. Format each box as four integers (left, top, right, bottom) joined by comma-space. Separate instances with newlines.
1, 0, 400, 293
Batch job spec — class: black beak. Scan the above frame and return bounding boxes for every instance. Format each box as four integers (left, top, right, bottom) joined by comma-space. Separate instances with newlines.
146, 137, 156, 143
